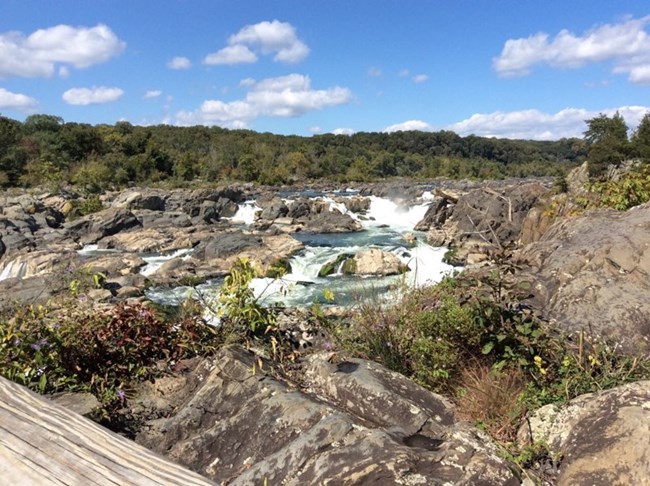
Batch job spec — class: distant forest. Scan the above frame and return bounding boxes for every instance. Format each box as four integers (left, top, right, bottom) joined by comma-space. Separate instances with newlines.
0, 113, 592, 191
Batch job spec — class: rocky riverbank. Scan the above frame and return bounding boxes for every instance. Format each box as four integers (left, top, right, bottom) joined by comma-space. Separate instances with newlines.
2, 175, 650, 485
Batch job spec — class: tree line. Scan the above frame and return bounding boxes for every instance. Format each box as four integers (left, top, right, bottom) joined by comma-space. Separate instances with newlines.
0, 112, 646, 192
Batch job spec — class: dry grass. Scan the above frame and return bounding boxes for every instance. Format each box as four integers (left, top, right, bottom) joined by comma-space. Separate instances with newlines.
455, 363, 526, 442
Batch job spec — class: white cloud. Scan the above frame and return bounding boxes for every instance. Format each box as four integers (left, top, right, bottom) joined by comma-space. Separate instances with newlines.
0, 24, 125, 78
412, 74, 428, 83
204, 20, 309, 66
176, 73, 351, 128
0, 87, 38, 111
398, 68, 410, 77
239, 77, 256, 87
309, 126, 322, 134
368, 66, 382, 77
204, 45, 257, 65
144, 90, 162, 99
384, 120, 434, 133
62, 86, 124, 105
493, 16, 650, 84
332, 128, 355, 136
166, 56, 191, 70
448, 106, 650, 140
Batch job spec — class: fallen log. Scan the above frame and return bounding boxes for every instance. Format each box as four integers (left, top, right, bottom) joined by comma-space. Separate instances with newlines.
0, 376, 214, 485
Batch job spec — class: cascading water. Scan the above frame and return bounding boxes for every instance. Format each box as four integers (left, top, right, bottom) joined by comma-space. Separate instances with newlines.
146, 191, 457, 309
229, 201, 262, 225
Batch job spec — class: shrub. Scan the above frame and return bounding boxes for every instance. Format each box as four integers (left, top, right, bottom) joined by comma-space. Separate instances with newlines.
0, 299, 217, 422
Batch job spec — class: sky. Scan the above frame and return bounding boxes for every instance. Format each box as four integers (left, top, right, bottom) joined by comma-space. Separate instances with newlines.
0, 0, 649, 140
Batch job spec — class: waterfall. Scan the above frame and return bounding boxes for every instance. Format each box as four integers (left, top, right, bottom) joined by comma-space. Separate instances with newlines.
363, 196, 430, 231
229, 201, 261, 225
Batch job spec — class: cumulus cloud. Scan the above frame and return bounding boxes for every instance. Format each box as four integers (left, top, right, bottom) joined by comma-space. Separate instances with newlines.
448, 106, 650, 140
384, 120, 434, 133
412, 74, 428, 83
166, 56, 191, 70
204, 20, 309, 66
176, 73, 351, 128
493, 16, 650, 84
144, 90, 162, 99
332, 128, 356, 136
62, 86, 124, 105
0, 24, 125, 78
204, 45, 257, 65
0, 87, 38, 111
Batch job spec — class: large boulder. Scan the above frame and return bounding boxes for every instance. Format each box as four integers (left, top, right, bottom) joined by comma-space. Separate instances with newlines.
136, 347, 518, 484
519, 381, 650, 485
88, 208, 142, 238
352, 248, 409, 276
516, 203, 650, 352
112, 189, 166, 211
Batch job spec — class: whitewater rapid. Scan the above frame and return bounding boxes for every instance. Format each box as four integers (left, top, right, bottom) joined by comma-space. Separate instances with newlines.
139, 191, 456, 309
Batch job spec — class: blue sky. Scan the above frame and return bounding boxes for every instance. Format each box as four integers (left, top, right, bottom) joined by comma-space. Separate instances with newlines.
1, 0, 649, 139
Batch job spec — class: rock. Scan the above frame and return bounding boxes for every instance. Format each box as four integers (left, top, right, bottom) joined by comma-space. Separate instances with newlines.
516, 203, 650, 352
414, 197, 452, 231
566, 162, 589, 196
318, 253, 354, 277
0, 274, 65, 307
136, 347, 518, 485
197, 231, 262, 261
0, 250, 74, 280
97, 229, 170, 253
136, 210, 193, 229
88, 208, 142, 238
301, 211, 362, 233
112, 189, 166, 211
82, 253, 147, 276
353, 248, 408, 276
259, 198, 289, 220
336, 196, 370, 214
519, 381, 650, 485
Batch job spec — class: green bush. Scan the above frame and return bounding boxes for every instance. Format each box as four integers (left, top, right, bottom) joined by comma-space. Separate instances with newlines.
0, 299, 217, 420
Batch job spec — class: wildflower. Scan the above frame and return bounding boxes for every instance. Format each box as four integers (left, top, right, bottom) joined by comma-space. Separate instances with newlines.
12, 337, 21, 346
30, 338, 49, 351
116, 389, 126, 402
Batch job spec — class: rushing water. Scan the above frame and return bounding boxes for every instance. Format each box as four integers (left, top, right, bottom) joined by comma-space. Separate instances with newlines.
143, 192, 455, 309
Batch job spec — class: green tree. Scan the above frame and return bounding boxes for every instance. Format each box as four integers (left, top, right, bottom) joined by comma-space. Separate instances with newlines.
631, 112, 650, 162
584, 112, 629, 177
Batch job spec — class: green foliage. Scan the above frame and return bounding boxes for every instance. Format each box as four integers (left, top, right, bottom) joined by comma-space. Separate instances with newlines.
0, 114, 584, 190
341, 252, 650, 407
74, 195, 106, 216
631, 112, 650, 161
581, 164, 650, 211
0, 300, 217, 419
583, 112, 630, 177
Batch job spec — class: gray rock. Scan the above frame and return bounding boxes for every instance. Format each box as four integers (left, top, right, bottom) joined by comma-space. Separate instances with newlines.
516, 203, 650, 352
136, 347, 518, 485
519, 381, 650, 485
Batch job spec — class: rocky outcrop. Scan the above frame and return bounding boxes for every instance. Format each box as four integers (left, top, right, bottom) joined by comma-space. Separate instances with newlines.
136, 347, 518, 485
519, 381, 650, 485
516, 203, 650, 352
423, 183, 549, 264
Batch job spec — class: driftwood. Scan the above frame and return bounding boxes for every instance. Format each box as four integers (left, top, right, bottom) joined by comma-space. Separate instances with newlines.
0, 376, 214, 485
